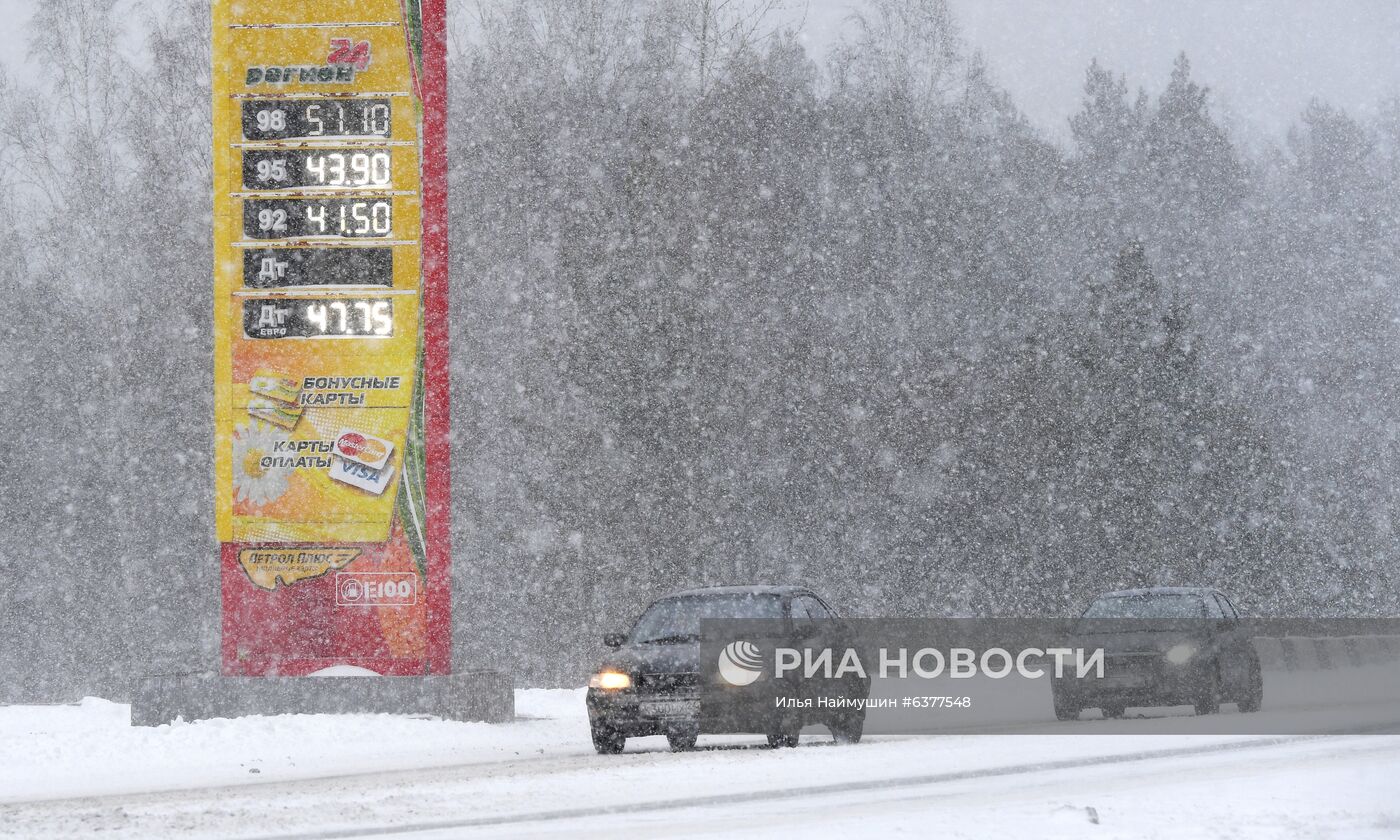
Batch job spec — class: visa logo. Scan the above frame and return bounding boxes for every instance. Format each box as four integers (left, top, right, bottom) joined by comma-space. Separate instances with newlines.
329, 453, 393, 495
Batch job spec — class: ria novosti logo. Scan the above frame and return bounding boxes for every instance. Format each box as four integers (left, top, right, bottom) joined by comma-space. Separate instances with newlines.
717, 640, 764, 686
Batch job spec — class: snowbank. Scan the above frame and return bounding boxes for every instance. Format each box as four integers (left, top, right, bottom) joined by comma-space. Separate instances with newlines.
0, 689, 588, 802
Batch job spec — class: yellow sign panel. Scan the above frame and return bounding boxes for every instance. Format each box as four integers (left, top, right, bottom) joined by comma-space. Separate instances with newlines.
213, 4, 423, 546
224, 1, 408, 27
227, 292, 420, 543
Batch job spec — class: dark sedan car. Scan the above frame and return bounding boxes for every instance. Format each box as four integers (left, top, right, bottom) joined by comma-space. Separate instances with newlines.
586, 585, 869, 753
1051, 587, 1263, 720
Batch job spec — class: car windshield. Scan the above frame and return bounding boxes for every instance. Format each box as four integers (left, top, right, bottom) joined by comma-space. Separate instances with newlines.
629, 594, 785, 644
1081, 594, 1207, 623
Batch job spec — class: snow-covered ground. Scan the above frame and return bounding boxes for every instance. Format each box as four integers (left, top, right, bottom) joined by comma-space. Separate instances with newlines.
0, 689, 590, 802
1, 677, 1397, 839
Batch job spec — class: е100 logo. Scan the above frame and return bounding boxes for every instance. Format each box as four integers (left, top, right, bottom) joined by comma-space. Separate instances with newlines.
336, 572, 417, 607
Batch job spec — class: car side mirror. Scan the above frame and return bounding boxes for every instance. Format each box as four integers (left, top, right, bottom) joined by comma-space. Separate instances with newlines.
603, 632, 626, 648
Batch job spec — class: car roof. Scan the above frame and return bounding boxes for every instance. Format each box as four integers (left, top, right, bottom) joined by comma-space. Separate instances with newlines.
1096, 586, 1220, 598
662, 585, 811, 599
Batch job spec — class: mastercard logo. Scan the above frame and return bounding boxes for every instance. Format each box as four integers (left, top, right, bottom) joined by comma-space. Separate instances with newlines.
333, 430, 393, 469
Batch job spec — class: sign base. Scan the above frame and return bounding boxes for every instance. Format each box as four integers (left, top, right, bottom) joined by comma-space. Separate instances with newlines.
130, 672, 512, 726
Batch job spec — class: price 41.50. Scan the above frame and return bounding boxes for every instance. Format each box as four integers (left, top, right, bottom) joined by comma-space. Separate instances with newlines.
243, 199, 393, 239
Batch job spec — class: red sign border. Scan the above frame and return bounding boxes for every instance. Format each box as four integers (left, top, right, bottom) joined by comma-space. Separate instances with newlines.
420, 0, 451, 676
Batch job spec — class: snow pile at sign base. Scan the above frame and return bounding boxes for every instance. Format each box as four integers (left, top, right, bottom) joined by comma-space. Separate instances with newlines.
306, 665, 382, 677
0, 689, 586, 801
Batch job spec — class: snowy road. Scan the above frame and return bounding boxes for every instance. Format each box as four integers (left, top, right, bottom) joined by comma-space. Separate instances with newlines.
386, 734, 1400, 840
2, 676, 1398, 839
4, 727, 1397, 839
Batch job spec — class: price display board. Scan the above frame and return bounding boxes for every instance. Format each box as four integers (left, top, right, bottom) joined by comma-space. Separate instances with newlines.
242, 98, 394, 140
242, 149, 397, 190
242, 297, 396, 339
243, 198, 398, 240
213, 0, 449, 677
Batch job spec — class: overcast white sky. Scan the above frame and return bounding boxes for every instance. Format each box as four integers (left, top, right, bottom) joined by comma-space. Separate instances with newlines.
794, 0, 1400, 144
1, 0, 1396, 145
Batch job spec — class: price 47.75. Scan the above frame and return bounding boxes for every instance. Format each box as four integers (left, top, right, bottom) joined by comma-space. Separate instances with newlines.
241, 297, 394, 340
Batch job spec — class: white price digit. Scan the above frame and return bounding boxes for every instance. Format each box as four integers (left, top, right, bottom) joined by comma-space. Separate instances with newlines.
330, 301, 349, 333
305, 204, 327, 233
351, 202, 371, 235
306, 155, 326, 184
350, 153, 371, 186
365, 103, 390, 135
307, 303, 328, 333
370, 152, 390, 185
352, 300, 372, 333
328, 153, 346, 186
305, 104, 324, 136
371, 201, 391, 234
371, 301, 392, 335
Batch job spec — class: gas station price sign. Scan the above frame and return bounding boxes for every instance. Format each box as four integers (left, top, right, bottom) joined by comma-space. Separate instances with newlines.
214, 0, 449, 679
243, 248, 394, 288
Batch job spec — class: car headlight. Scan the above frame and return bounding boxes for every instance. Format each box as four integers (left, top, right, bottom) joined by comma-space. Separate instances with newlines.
1165, 643, 1197, 665
589, 670, 632, 690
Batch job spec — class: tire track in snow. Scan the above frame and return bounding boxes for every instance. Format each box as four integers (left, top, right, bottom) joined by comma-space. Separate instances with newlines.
250, 726, 1400, 839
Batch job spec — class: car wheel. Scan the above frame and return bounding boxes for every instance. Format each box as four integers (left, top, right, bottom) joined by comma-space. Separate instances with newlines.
829, 711, 864, 745
1053, 688, 1081, 722
666, 728, 698, 751
1102, 704, 1126, 719
767, 713, 801, 748
591, 722, 626, 754
1194, 665, 1222, 716
1238, 659, 1263, 713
